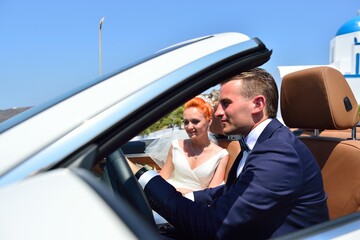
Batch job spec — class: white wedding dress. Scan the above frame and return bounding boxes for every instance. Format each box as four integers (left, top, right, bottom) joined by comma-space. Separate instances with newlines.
153, 139, 228, 224
166, 139, 229, 191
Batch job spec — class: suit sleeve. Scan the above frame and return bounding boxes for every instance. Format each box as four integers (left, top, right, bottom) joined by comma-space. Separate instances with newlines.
144, 139, 304, 239
193, 185, 224, 204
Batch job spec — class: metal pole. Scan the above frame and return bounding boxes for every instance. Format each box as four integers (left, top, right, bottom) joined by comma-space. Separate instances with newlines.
99, 17, 105, 77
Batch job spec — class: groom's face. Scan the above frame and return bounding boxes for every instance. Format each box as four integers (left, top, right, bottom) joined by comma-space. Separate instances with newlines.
215, 79, 253, 136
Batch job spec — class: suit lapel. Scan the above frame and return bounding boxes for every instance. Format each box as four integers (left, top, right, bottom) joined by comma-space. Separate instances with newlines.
255, 118, 283, 145
225, 119, 284, 191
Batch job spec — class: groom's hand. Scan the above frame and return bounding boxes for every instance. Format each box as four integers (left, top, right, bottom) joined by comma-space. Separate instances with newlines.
126, 158, 141, 174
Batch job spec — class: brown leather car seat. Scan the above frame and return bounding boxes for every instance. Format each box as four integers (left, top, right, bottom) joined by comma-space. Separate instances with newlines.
281, 66, 360, 220
209, 104, 240, 182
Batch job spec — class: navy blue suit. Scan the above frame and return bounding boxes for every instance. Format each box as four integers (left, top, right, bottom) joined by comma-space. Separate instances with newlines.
144, 118, 329, 239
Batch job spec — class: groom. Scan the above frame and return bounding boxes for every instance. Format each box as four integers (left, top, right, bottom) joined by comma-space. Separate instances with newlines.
128, 68, 329, 239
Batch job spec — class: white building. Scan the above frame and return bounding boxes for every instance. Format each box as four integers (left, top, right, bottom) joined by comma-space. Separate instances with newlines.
279, 13, 360, 103
330, 14, 360, 102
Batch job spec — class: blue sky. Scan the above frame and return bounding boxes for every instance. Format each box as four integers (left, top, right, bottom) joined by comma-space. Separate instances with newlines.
1, 0, 359, 109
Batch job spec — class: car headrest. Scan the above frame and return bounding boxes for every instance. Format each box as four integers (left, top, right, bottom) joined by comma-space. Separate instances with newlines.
280, 66, 359, 130
210, 116, 225, 135
209, 102, 226, 135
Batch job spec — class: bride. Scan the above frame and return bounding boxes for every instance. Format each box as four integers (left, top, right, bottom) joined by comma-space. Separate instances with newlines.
146, 96, 229, 195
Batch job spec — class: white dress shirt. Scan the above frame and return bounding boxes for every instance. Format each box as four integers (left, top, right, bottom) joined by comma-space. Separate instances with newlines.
236, 118, 272, 176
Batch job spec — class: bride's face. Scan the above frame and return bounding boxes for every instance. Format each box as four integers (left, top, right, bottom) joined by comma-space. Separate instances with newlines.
183, 107, 210, 139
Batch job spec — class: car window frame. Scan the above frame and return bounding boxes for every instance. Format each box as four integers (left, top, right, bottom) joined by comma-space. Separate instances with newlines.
0, 37, 271, 186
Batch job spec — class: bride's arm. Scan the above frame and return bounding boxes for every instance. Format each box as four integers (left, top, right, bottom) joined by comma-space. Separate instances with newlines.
159, 145, 174, 179
208, 154, 229, 188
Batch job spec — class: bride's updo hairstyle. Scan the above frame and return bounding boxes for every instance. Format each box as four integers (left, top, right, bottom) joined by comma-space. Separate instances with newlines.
184, 96, 214, 121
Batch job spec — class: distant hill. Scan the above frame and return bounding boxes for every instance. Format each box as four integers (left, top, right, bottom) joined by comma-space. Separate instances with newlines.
0, 107, 32, 123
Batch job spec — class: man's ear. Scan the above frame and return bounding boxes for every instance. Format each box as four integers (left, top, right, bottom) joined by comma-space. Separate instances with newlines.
252, 95, 266, 113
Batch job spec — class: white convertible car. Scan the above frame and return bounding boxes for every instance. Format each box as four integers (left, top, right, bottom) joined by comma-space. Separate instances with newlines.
0, 32, 359, 239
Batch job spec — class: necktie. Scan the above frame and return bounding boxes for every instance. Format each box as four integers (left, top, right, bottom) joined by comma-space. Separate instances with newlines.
225, 137, 249, 190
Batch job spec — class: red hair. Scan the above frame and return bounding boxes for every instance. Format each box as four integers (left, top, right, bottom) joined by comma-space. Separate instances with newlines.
184, 97, 213, 120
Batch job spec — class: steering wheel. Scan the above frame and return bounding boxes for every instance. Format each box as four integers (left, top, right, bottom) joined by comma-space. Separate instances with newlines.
106, 148, 156, 227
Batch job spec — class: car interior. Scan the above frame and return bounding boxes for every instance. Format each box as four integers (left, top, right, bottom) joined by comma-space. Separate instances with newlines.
208, 104, 241, 182
85, 87, 244, 237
